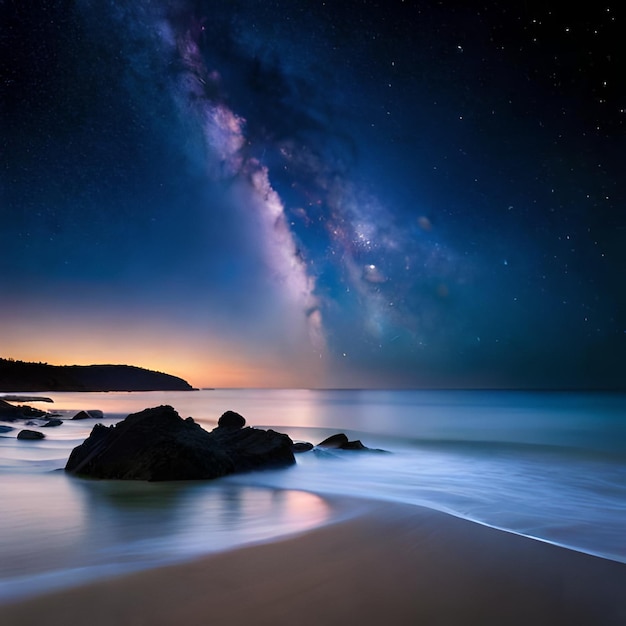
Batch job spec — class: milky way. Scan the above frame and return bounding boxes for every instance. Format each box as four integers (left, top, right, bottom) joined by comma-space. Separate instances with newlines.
1, 1, 624, 388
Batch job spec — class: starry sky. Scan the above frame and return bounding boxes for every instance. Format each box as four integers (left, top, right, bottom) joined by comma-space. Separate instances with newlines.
1, 1, 624, 389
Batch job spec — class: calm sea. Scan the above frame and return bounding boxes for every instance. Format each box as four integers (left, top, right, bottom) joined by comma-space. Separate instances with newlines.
1, 389, 625, 601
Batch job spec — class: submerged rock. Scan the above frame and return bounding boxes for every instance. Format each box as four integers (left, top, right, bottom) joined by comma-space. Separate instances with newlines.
65, 405, 295, 481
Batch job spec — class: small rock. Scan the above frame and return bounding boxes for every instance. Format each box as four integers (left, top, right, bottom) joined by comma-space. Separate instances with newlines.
217, 410, 246, 430
72, 411, 91, 420
292, 441, 314, 453
317, 432, 387, 453
0, 425, 14, 433
17, 429, 45, 440
42, 418, 63, 427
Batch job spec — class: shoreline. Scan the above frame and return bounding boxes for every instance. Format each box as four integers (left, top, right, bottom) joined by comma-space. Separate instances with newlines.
1, 500, 625, 626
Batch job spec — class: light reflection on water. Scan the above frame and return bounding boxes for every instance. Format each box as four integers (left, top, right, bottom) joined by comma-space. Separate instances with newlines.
0, 471, 331, 600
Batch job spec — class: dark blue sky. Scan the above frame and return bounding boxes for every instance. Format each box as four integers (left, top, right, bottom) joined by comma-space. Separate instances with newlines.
1, 1, 624, 388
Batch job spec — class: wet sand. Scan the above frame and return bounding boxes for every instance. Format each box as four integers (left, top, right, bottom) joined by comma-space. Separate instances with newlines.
1, 501, 625, 626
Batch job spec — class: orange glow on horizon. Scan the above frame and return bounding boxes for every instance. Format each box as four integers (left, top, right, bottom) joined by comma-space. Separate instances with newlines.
0, 310, 328, 389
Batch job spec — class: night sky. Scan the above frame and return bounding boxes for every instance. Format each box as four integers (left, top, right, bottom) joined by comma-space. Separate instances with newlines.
2, 1, 624, 389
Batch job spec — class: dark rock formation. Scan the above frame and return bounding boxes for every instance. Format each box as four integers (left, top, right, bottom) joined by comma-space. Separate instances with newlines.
0, 358, 195, 392
292, 442, 314, 453
317, 433, 386, 453
317, 433, 350, 449
208, 424, 295, 473
0, 398, 48, 421
42, 418, 63, 427
0, 425, 14, 433
0, 402, 20, 422
341, 439, 369, 450
65, 405, 296, 481
217, 410, 246, 429
17, 429, 45, 440
72, 410, 104, 420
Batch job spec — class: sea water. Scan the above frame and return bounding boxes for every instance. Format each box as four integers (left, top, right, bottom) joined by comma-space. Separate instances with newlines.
1, 389, 625, 601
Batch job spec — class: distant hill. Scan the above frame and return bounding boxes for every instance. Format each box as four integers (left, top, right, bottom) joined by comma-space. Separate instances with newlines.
0, 358, 195, 392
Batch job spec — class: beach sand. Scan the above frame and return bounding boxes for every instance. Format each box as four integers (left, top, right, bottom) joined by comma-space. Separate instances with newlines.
1, 501, 625, 626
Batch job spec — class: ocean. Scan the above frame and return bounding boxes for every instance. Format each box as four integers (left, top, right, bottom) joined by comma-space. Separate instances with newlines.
1, 389, 625, 601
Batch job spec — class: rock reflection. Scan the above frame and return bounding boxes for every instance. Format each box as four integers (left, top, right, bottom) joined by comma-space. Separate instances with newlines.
1, 471, 332, 601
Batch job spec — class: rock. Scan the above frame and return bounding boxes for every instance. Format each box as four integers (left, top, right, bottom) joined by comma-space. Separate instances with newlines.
17, 429, 45, 440
0, 399, 47, 420
317, 433, 350, 449
0, 415, 20, 422
317, 433, 387, 453
341, 439, 368, 450
292, 441, 314, 453
42, 418, 63, 427
208, 424, 296, 473
65, 405, 295, 481
0, 399, 15, 411
0, 425, 14, 433
217, 410, 246, 429
15, 405, 47, 418
70, 409, 104, 421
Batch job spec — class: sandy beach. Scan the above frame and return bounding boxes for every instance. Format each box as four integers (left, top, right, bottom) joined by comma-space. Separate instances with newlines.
1, 500, 625, 626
